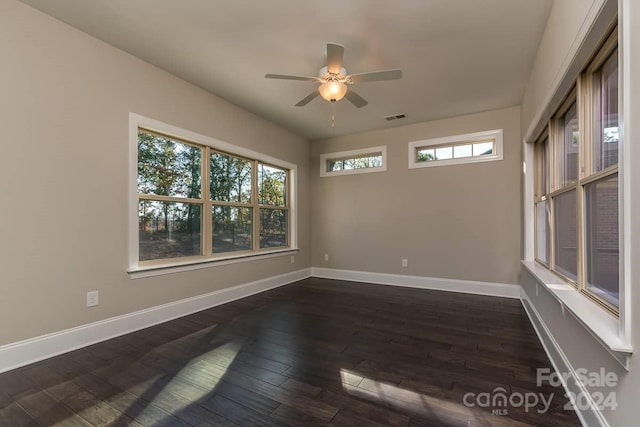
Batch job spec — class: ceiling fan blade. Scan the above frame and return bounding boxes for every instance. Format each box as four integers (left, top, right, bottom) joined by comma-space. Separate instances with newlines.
347, 69, 403, 84
295, 90, 320, 107
326, 43, 345, 74
345, 89, 368, 108
265, 73, 320, 82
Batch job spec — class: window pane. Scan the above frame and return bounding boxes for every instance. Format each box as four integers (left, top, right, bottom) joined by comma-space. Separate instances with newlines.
343, 158, 357, 169
259, 164, 287, 206
210, 152, 252, 203
328, 160, 343, 171
417, 148, 436, 162
435, 146, 453, 160
535, 138, 549, 198
535, 201, 550, 265
358, 155, 382, 168
212, 205, 252, 253
585, 174, 619, 307
453, 145, 472, 158
137, 131, 202, 198
332, 155, 382, 171
260, 209, 288, 248
559, 103, 579, 187
553, 190, 577, 281
472, 142, 494, 156
593, 50, 619, 172
138, 201, 201, 261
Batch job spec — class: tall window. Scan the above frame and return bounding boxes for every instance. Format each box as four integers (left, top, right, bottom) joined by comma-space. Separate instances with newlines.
533, 27, 619, 312
552, 96, 579, 283
135, 126, 294, 267
138, 131, 203, 261
584, 30, 619, 308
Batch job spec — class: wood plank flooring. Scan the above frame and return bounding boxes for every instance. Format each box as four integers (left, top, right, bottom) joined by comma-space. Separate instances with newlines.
0, 278, 582, 426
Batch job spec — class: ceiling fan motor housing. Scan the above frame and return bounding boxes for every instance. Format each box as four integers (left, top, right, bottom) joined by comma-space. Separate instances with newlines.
319, 66, 347, 81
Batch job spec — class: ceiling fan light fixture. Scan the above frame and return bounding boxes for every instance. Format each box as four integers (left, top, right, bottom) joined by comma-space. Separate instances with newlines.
318, 80, 348, 102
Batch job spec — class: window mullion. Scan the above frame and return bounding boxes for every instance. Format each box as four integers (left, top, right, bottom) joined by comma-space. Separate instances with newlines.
203, 146, 212, 257
138, 194, 203, 204
577, 74, 588, 293
253, 160, 260, 251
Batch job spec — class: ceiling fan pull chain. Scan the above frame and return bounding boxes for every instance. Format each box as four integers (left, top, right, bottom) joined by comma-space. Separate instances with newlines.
331, 100, 336, 127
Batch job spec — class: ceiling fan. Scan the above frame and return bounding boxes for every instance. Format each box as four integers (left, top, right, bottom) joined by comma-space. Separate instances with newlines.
265, 43, 402, 108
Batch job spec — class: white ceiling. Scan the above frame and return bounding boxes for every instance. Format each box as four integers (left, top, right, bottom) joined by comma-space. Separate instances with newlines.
19, 0, 553, 140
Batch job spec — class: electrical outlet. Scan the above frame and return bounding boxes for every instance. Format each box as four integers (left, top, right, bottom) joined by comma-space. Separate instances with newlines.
290, 255, 295, 264
402, 258, 408, 267
324, 253, 329, 261
86, 291, 99, 307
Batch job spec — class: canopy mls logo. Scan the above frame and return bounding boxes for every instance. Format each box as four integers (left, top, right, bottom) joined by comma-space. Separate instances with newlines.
462, 387, 553, 416
462, 368, 619, 416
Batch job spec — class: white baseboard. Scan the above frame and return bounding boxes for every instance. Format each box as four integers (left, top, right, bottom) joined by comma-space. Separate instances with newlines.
310, 267, 521, 299
520, 288, 608, 427
0, 268, 312, 374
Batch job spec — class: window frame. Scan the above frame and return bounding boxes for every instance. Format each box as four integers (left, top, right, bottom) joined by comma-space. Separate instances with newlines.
319, 146, 387, 177
532, 26, 620, 315
129, 114, 298, 276
408, 129, 503, 169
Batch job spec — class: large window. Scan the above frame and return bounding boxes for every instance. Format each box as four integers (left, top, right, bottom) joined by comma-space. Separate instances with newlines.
533, 27, 619, 313
133, 120, 295, 269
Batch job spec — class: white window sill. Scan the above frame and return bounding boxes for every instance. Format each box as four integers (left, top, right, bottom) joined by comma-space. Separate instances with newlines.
521, 260, 632, 368
128, 248, 299, 279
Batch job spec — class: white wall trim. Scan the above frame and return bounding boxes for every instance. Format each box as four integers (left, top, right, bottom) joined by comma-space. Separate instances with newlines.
0, 268, 312, 374
521, 288, 609, 427
311, 267, 521, 299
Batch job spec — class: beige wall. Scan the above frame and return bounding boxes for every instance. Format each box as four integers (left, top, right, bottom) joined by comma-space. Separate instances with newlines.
0, 0, 311, 346
311, 107, 522, 285
521, 0, 608, 140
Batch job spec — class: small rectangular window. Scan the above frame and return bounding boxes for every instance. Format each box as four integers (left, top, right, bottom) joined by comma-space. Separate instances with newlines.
408, 129, 503, 169
320, 146, 387, 177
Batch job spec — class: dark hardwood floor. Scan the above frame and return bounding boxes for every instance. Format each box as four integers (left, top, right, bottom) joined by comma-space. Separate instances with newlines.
0, 278, 581, 426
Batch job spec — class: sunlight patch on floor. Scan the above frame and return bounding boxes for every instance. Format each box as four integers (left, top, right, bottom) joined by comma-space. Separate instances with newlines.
135, 336, 242, 421
340, 369, 492, 427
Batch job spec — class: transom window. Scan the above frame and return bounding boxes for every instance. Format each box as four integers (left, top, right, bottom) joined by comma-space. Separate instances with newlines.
408, 129, 503, 169
533, 27, 619, 313
320, 146, 387, 177
132, 118, 296, 270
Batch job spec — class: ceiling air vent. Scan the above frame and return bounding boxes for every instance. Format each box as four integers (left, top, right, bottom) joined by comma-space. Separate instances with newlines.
385, 113, 407, 121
